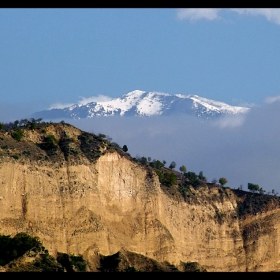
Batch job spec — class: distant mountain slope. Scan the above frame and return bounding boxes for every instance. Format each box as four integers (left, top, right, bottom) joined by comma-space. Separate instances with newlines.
30, 90, 250, 120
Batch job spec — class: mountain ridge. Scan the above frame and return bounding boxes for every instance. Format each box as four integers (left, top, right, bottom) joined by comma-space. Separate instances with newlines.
30, 90, 250, 120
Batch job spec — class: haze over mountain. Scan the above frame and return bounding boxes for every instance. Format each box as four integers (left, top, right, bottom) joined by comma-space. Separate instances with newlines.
30, 90, 250, 120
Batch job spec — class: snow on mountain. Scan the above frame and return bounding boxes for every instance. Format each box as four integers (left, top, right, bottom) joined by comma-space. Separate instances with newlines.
30, 90, 250, 120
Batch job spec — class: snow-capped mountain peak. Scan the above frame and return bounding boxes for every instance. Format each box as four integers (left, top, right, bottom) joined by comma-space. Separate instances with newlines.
30, 90, 250, 120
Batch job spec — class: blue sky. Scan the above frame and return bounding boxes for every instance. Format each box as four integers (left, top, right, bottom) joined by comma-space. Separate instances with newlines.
2, 8, 280, 120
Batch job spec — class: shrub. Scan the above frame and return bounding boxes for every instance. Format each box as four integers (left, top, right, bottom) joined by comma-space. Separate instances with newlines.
11, 155, 19, 160
23, 151, 31, 156
99, 252, 121, 272
184, 172, 199, 185
57, 253, 87, 272
41, 134, 58, 150
70, 254, 87, 271
0, 232, 42, 266
150, 160, 164, 169
11, 129, 24, 141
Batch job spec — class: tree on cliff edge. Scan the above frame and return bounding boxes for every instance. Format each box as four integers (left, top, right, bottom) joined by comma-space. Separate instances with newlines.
248, 183, 259, 193
179, 165, 187, 174
169, 161, 176, 170
122, 145, 128, 152
219, 177, 227, 186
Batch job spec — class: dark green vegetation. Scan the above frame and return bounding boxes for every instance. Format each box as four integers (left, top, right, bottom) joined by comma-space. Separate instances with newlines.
122, 144, 128, 152
0, 232, 206, 272
56, 253, 87, 272
181, 261, 208, 272
131, 147, 280, 221
0, 232, 87, 272
219, 177, 228, 186
0, 232, 42, 266
98, 250, 207, 272
234, 189, 280, 217
11, 129, 24, 141
0, 118, 129, 164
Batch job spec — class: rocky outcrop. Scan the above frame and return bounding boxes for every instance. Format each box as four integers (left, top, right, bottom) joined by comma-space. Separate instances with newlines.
0, 122, 280, 272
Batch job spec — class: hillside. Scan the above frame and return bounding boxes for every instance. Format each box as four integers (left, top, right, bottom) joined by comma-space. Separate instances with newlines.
0, 119, 280, 272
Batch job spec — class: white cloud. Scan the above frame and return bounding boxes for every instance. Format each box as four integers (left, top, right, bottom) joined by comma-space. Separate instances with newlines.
265, 94, 280, 104
211, 114, 246, 129
49, 102, 75, 109
231, 8, 280, 25
231, 99, 257, 108
49, 95, 113, 109
177, 8, 220, 21
177, 8, 280, 25
77, 95, 112, 105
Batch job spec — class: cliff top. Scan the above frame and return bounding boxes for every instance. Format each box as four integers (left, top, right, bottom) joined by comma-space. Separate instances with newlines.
0, 120, 129, 165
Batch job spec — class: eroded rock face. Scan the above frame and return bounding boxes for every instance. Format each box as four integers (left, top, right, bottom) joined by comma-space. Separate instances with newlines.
0, 124, 280, 272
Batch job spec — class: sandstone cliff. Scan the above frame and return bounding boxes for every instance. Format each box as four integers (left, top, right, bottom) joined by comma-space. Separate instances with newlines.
0, 121, 280, 272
